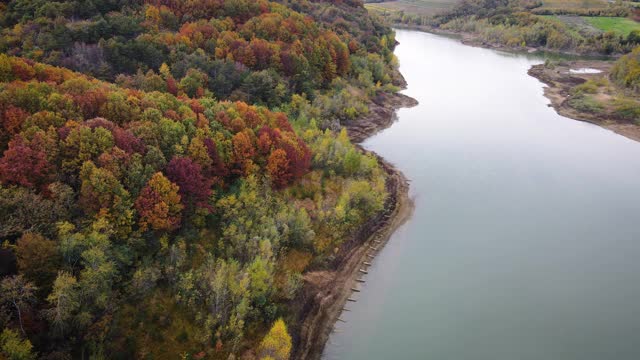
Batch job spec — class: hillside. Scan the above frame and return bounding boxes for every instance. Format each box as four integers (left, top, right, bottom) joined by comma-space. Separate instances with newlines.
0, 1, 406, 359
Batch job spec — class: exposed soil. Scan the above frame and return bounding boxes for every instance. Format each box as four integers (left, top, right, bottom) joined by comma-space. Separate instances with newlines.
289, 72, 418, 360
528, 61, 640, 142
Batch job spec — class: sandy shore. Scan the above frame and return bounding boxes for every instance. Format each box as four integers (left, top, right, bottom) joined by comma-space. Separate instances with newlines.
290, 78, 418, 359
528, 61, 640, 142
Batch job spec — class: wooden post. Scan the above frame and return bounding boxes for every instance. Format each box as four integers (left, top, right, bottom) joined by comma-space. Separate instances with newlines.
359, 269, 368, 274
363, 261, 372, 266
351, 288, 360, 292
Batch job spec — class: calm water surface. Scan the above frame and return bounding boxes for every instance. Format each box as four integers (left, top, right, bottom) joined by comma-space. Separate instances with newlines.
322, 29, 640, 360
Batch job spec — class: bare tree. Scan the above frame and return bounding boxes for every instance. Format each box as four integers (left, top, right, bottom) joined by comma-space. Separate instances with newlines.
0, 275, 37, 336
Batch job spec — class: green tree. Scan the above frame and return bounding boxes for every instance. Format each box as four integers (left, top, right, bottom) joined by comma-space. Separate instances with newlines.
79, 161, 134, 238
45, 272, 79, 335
0, 329, 35, 360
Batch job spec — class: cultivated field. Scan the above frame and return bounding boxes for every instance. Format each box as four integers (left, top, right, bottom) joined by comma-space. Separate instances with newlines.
585, 16, 640, 35
543, 14, 640, 36
365, 0, 460, 17
539, 0, 610, 10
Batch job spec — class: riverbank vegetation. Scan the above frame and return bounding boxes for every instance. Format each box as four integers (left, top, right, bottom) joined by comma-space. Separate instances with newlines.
565, 47, 640, 122
0, 0, 403, 359
366, 0, 640, 55
529, 49, 640, 141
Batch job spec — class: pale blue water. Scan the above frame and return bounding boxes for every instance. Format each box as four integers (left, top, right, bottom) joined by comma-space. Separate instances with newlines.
323, 29, 640, 360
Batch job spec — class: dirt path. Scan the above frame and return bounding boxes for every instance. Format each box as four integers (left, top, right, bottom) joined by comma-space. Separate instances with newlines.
290, 80, 418, 360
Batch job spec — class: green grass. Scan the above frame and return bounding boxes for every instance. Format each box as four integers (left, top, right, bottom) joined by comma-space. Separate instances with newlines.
584, 16, 640, 35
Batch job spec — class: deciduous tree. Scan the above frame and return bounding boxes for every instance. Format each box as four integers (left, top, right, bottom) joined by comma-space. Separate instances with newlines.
257, 318, 291, 360
45, 272, 79, 335
0, 328, 35, 360
15, 233, 60, 291
0, 275, 36, 336
0, 136, 53, 191
266, 149, 290, 189
135, 172, 183, 231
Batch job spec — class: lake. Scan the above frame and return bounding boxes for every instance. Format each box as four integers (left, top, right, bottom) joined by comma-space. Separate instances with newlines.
322, 29, 640, 360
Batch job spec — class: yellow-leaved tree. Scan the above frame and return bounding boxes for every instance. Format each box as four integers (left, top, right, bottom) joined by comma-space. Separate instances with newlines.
257, 318, 292, 360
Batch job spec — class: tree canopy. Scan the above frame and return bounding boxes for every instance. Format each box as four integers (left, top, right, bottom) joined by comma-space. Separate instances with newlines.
0, 0, 398, 358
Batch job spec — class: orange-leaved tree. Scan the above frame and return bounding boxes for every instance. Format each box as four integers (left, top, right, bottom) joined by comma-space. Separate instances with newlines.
135, 172, 183, 232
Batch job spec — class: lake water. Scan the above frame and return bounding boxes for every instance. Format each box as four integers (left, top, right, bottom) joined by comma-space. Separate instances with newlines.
322, 29, 640, 360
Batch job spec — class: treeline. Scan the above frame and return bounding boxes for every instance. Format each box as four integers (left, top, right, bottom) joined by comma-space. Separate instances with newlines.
530, 6, 630, 17
0, 0, 399, 359
439, 11, 638, 54
374, 0, 639, 55
611, 45, 640, 91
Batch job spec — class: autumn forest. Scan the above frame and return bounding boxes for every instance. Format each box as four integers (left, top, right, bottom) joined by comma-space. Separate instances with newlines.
0, 0, 401, 359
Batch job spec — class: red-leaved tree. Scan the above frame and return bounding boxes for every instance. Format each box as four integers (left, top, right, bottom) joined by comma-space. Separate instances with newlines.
0, 136, 53, 191
165, 157, 212, 210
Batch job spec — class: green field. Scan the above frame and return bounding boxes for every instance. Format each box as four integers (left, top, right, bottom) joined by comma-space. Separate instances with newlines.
365, 0, 460, 17
584, 16, 640, 35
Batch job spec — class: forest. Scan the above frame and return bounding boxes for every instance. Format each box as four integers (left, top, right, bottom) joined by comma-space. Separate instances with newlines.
0, 0, 401, 359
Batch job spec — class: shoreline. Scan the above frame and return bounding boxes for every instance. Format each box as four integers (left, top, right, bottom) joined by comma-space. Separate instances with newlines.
393, 26, 640, 142
392, 23, 616, 58
528, 61, 640, 142
393, 24, 539, 54
290, 75, 418, 359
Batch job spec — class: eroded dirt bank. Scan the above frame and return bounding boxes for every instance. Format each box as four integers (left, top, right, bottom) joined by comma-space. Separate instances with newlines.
290, 79, 417, 360
528, 61, 640, 142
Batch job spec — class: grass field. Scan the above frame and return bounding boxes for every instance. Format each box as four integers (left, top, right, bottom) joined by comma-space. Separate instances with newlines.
539, 0, 609, 10
365, 0, 460, 17
584, 16, 640, 35
540, 15, 604, 35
